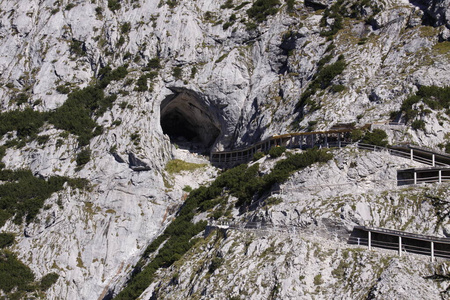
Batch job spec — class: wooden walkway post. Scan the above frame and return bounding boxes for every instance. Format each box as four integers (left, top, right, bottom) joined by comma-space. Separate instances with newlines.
432, 154, 435, 167
410, 149, 414, 161
414, 171, 417, 185
368, 231, 371, 250
399, 236, 402, 256
439, 170, 442, 183
431, 241, 435, 262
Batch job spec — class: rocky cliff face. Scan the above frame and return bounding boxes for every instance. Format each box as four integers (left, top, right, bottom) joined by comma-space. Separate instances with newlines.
0, 0, 449, 299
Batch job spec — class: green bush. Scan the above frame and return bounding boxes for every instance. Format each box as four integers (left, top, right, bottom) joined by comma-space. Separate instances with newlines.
314, 274, 323, 285
39, 272, 59, 291
108, 0, 121, 11
120, 22, 131, 34
209, 257, 224, 273
95, 6, 103, 17
400, 95, 420, 122
146, 58, 162, 70
0, 108, 48, 140
350, 129, 364, 141
14, 93, 29, 105
49, 87, 102, 146
361, 129, 388, 147
116, 36, 125, 47
0, 170, 74, 225
182, 185, 193, 192
269, 146, 286, 158
221, 0, 234, 9
286, 0, 295, 12
223, 22, 233, 30
173, 67, 183, 79
314, 59, 346, 89
0, 233, 15, 248
445, 142, 450, 154
331, 84, 346, 93
0, 250, 35, 293
0, 165, 91, 226
320, 0, 380, 37
191, 66, 197, 78
234, 1, 250, 10
135, 75, 148, 92
56, 84, 71, 94
97, 65, 129, 88
253, 151, 265, 161
246, 0, 280, 23
37, 135, 50, 145
411, 119, 426, 130
264, 197, 282, 206
76, 149, 91, 167
65, 3, 75, 10
69, 39, 85, 56
317, 54, 332, 69
296, 56, 346, 115
399, 85, 450, 123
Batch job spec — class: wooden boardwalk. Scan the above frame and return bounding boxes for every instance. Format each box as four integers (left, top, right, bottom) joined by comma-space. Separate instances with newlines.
349, 226, 450, 261
206, 221, 450, 261
210, 126, 450, 169
210, 128, 354, 167
209, 126, 450, 186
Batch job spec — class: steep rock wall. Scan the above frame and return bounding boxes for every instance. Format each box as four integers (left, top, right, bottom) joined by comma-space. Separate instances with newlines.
0, 0, 449, 298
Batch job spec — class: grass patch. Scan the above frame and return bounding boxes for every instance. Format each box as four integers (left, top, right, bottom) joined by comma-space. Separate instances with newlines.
165, 159, 207, 174
433, 41, 450, 57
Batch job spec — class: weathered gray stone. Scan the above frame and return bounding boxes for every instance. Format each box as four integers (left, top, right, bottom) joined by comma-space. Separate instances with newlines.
0, 0, 449, 298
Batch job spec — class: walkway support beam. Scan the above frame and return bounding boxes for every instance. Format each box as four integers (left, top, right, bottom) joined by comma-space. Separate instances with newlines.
414, 172, 417, 185
399, 236, 402, 256
368, 231, 371, 251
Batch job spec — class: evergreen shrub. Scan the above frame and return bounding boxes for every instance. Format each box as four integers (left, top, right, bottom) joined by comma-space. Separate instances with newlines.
269, 146, 286, 158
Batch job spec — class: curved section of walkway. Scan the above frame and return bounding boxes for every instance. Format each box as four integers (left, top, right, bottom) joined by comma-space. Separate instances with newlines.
209, 127, 450, 186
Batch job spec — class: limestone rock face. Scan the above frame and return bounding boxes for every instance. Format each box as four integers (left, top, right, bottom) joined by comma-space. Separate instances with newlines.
0, 0, 449, 299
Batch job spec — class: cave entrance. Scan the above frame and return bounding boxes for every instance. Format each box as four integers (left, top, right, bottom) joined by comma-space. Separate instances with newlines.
160, 90, 221, 154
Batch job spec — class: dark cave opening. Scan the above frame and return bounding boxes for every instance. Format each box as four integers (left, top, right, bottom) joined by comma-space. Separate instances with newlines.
160, 90, 221, 153
161, 109, 200, 143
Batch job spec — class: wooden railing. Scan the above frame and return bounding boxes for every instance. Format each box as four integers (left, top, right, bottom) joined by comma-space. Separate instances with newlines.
210, 128, 450, 168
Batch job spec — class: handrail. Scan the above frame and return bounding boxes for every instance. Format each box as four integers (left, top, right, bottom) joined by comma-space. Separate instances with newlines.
208, 220, 450, 258
211, 135, 450, 167
208, 221, 450, 259
355, 226, 450, 243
